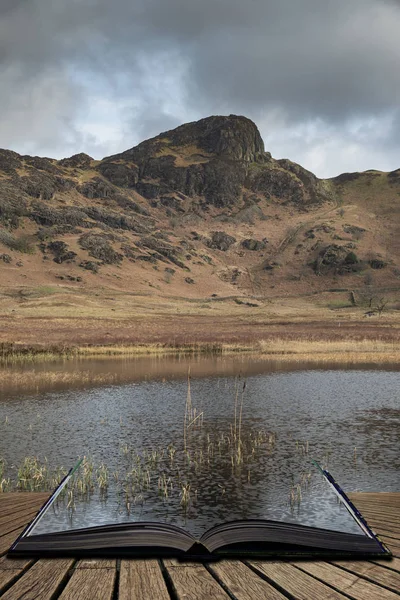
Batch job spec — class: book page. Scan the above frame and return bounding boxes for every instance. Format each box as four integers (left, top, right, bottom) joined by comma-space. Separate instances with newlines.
28, 460, 364, 539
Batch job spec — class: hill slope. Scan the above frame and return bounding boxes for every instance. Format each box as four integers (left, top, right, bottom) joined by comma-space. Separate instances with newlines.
0, 114, 399, 325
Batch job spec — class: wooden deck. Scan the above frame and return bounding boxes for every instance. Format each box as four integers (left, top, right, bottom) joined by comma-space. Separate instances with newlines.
0, 492, 399, 599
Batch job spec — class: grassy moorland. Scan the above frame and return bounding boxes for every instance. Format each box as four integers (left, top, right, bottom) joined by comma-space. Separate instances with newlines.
0, 287, 398, 391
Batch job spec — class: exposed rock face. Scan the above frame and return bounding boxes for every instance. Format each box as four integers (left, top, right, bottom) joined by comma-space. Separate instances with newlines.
15, 173, 75, 200
22, 156, 59, 174
0, 149, 21, 175
78, 177, 115, 199
99, 116, 265, 208
58, 153, 93, 169
0, 181, 28, 228
157, 115, 265, 162
97, 161, 139, 188
97, 115, 332, 209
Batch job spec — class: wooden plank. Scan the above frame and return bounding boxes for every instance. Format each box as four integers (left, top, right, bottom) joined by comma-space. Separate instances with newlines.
332, 560, 400, 593
372, 557, 400, 573
295, 561, 400, 600
354, 504, 400, 517
0, 510, 38, 537
0, 557, 34, 596
351, 496, 400, 506
119, 560, 170, 600
378, 536, 400, 554
0, 498, 47, 518
370, 527, 400, 542
0, 505, 41, 526
248, 561, 349, 599
0, 527, 26, 557
356, 510, 400, 523
0, 570, 23, 596
350, 493, 400, 504
0, 559, 74, 600
0, 493, 48, 504
371, 524, 400, 536
76, 559, 116, 569
0, 493, 49, 502
356, 503, 400, 516
0, 494, 48, 511
350, 492, 400, 502
359, 519, 400, 535
58, 566, 116, 600
208, 560, 287, 600
359, 513, 400, 526
0, 557, 33, 571
164, 560, 230, 599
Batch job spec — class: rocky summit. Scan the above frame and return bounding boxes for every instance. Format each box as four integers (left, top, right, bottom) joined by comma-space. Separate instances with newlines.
0, 114, 399, 306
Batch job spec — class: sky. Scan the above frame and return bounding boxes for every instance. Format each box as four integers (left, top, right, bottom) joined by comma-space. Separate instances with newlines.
0, 0, 399, 178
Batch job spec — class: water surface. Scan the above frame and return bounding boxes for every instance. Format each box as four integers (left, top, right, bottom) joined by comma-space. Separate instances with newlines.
1, 356, 399, 537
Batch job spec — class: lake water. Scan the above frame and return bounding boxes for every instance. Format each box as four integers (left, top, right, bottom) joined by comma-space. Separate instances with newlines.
0, 355, 399, 538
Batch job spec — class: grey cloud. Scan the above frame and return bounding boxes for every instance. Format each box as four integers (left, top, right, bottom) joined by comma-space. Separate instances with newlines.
0, 0, 399, 174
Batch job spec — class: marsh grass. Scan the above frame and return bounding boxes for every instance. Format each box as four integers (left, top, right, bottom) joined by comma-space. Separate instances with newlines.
257, 338, 399, 363
0, 369, 119, 390
1, 336, 397, 388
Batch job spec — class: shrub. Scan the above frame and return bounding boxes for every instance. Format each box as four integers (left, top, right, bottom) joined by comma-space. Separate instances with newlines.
345, 252, 358, 264
0, 229, 35, 253
47, 240, 77, 263
79, 233, 123, 264
79, 260, 99, 273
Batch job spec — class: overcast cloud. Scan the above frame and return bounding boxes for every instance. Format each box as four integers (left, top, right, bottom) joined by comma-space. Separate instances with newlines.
0, 0, 399, 177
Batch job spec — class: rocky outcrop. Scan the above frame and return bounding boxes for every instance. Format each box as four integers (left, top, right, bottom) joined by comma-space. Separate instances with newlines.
14, 173, 75, 200
58, 153, 93, 169
87, 115, 337, 210
22, 156, 59, 174
30, 202, 88, 228
343, 224, 365, 236
157, 114, 265, 162
206, 231, 236, 251
79, 232, 123, 265
47, 241, 77, 264
0, 149, 21, 175
0, 181, 28, 228
242, 238, 267, 251
314, 245, 363, 275
78, 177, 115, 199
138, 236, 188, 269
97, 160, 139, 188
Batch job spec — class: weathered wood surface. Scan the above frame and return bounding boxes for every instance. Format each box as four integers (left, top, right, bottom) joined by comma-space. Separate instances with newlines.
0, 492, 399, 599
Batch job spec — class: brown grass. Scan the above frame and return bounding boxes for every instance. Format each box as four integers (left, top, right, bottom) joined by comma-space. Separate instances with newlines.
257, 338, 399, 364
0, 369, 119, 390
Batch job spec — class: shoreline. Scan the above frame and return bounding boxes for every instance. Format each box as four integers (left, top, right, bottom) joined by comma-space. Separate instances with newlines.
1, 337, 400, 363
0, 339, 398, 391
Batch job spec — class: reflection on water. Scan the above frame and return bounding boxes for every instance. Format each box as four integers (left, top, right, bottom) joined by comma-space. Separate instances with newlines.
1, 356, 399, 537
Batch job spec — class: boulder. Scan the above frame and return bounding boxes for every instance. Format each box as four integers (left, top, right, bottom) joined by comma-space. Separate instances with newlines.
241, 238, 266, 251
206, 231, 236, 251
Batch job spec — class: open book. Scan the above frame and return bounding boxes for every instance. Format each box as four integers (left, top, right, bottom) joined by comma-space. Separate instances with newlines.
8, 460, 392, 560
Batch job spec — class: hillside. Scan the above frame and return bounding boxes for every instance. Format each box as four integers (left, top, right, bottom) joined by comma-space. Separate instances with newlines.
0, 114, 399, 346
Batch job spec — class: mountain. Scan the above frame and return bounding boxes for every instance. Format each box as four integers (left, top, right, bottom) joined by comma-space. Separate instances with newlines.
0, 114, 399, 316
